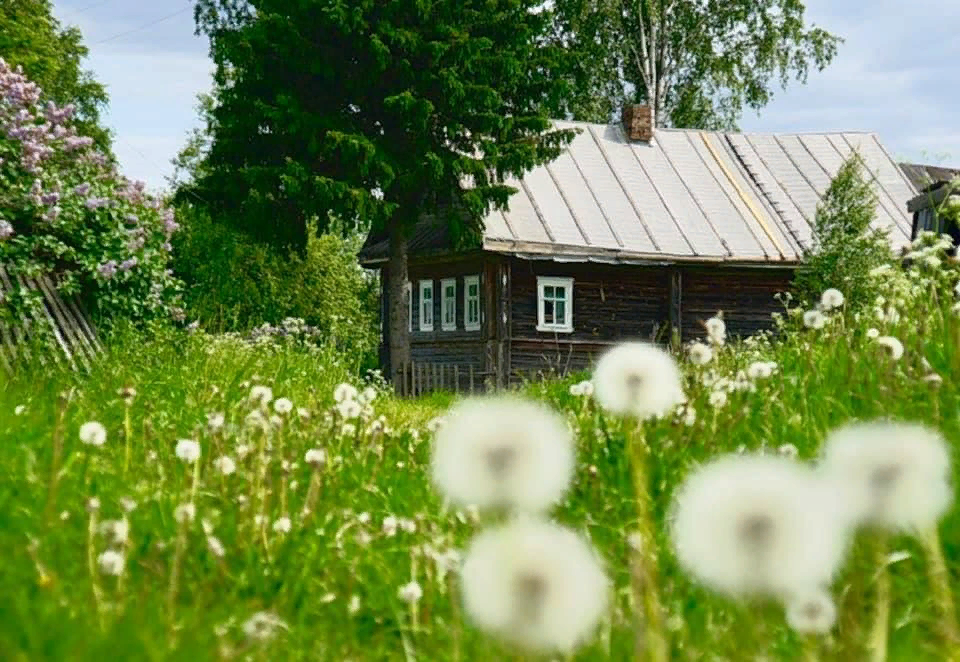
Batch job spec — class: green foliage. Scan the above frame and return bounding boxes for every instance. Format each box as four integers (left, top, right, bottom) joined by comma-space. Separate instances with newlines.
0, 0, 112, 150
0, 60, 183, 330
188, 0, 578, 251
792, 154, 894, 310
546, 0, 841, 129
171, 203, 379, 369
2, 243, 960, 660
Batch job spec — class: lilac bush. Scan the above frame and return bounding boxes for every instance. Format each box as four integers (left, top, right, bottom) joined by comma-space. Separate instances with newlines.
0, 58, 183, 325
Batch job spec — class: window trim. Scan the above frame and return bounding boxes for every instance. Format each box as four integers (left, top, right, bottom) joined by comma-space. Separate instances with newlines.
440, 277, 457, 331
418, 279, 434, 332
405, 281, 412, 332
536, 276, 573, 333
464, 274, 481, 331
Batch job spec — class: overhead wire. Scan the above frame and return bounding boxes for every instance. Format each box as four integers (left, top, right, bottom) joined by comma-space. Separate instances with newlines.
92, 5, 193, 45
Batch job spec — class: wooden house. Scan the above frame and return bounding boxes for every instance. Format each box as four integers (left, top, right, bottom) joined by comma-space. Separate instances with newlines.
359, 105, 918, 391
899, 162, 960, 253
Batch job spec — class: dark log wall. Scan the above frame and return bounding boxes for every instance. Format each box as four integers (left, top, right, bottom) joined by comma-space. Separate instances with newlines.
506, 258, 795, 380
508, 258, 671, 379
404, 255, 488, 368
680, 267, 794, 340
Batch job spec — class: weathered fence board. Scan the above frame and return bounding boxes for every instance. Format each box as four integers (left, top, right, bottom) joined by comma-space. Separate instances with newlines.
393, 360, 554, 397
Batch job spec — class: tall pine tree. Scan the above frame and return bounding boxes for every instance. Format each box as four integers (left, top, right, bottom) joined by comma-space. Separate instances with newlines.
191, 0, 577, 384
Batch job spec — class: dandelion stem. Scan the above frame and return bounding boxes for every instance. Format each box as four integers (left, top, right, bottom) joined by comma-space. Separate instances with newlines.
802, 635, 821, 662
122, 403, 133, 476
167, 458, 200, 641
627, 420, 668, 662
43, 391, 69, 525
447, 571, 461, 662
86, 507, 105, 630
921, 526, 960, 658
867, 535, 891, 662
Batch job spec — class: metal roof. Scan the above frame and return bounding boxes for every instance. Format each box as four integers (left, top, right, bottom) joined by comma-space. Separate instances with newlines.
481, 121, 916, 264
899, 162, 960, 193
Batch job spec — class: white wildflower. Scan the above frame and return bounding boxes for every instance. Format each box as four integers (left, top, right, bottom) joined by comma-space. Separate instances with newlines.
708, 390, 728, 408
207, 412, 225, 431
334, 383, 358, 403
398, 580, 423, 604
97, 549, 125, 576
213, 455, 236, 475
746, 361, 777, 380
382, 515, 398, 537
687, 342, 713, 366
460, 517, 609, 654
273, 398, 293, 415
785, 588, 837, 634
803, 310, 826, 330
819, 288, 845, 311
79, 421, 107, 447
14, 405, 25, 416
875, 335, 904, 361
669, 454, 850, 598
337, 399, 362, 420
174, 502, 196, 524
242, 611, 288, 641
705, 316, 726, 346
175, 439, 201, 463
592, 342, 686, 419
249, 385, 273, 406
430, 395, 575, 513
866, 328, 880, 339
305, 448, 327, 468
273, 517, 292, 534
818, 421, 952, 532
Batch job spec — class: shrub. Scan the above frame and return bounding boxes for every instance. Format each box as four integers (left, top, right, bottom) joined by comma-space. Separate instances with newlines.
792, 153, 894, 311
0, 58, 183, 327
171, 203, 379, 370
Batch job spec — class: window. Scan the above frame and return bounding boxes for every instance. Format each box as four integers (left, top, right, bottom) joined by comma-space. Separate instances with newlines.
418, 280, 434, 331
464, 274, 481, 331
441, 278, 456, 331
405, 281, 412, 332
536, 276, 573, 333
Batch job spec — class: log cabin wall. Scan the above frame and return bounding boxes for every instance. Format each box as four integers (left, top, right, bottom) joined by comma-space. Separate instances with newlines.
506, 257, 796, 380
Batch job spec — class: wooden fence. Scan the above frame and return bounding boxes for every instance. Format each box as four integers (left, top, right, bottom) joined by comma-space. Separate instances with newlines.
393, 361, 495, 397
0, 264, 101, 374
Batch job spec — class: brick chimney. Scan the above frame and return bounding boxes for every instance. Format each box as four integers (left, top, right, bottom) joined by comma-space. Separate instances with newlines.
622, 104, 653, 142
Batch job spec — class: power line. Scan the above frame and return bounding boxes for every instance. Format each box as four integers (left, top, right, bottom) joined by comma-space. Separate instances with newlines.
58, 0, 115, 21
92, 6, 193, 45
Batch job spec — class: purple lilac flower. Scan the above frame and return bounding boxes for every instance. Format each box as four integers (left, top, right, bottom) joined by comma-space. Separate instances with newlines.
119, 257, 138, 271
0, 219, 13, 240
85, 197, 110, 210
73, 182, 91, 196
63, 135, 94, 151
40, 191, 59, 205
97, 260, 117, 279
162, 242, 173, 252
126, 236, 145, 252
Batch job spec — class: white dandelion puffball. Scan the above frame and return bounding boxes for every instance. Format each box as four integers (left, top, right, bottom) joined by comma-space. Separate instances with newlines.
273, 397, 293, 415
430, 396, 574, 513
97, 549, 125, 576
688, 342, 713, 366
785, 588, 837, 634
866, 327, 880, 339
746, 361, 777, 380
669, 454, 850, 599
818, 420, 952, 532
213, 455, 236, 475
820, 288, 845, 311
460, 517, 609, 654
705, 316, 726, 345
803, 310, 827, 329
175, 439, 201, 463
249, 385, 273, 406
334, 382, 358, 403
79, 421, 107, 447
875, 335, 904, 361
592, 342, 686, 419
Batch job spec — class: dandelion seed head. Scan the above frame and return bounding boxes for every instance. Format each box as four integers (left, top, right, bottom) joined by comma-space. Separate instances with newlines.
688, 342, 713, 366
273, 398, 293, 415
242, 611, 288, 642
174, 502, 196, 524
746, 361, 777, 380
819, 421, 952, 531
207, 535, 226, 558
669, 454, 850, 598
337, 399, 362, 420
207, 412, 225, 431
866, 328, 880, 339
803, 310, 827, 330
99, 518, 129, 545
430, 396, 575, 513
273, 517, 292, 534
592, 342, 686, 419
213, 455, 236, 475
249, 385, 273, 406
333, 383, 358, 403
460, 517, 609, 654
97, 549, 125, 576
398, 580, 423, 604
305, 448, 327, 468
79, 421, 107, 446
785, 588, 837, 634
705, 316, 726, 346
820, 288, 845, 311
175, 439, 201, 463
875, 335, 904, 361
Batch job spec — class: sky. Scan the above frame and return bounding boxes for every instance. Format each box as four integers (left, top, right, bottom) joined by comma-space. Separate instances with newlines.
51, 0, 960, 194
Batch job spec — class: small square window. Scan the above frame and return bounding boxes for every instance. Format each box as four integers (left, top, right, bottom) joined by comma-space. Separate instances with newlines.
536, 276, 573, 333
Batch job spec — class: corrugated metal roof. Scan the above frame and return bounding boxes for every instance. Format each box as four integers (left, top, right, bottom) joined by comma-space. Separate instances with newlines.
482, 122, 916, 263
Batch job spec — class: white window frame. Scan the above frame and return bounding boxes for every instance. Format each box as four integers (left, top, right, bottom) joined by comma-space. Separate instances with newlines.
464, 274, 481, 331
418, 279, 434, 332
405, 281, 412, 332
441, 278, 457, 331
536, 276, 573, 333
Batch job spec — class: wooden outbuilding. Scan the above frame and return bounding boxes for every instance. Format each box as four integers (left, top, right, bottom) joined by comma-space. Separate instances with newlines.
360, 105, 917, 392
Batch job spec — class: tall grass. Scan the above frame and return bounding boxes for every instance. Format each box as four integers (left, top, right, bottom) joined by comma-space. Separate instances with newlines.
1, 238, 958, 661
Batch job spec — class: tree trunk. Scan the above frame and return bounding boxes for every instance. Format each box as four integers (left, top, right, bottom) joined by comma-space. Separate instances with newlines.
387, 222, 410, 394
